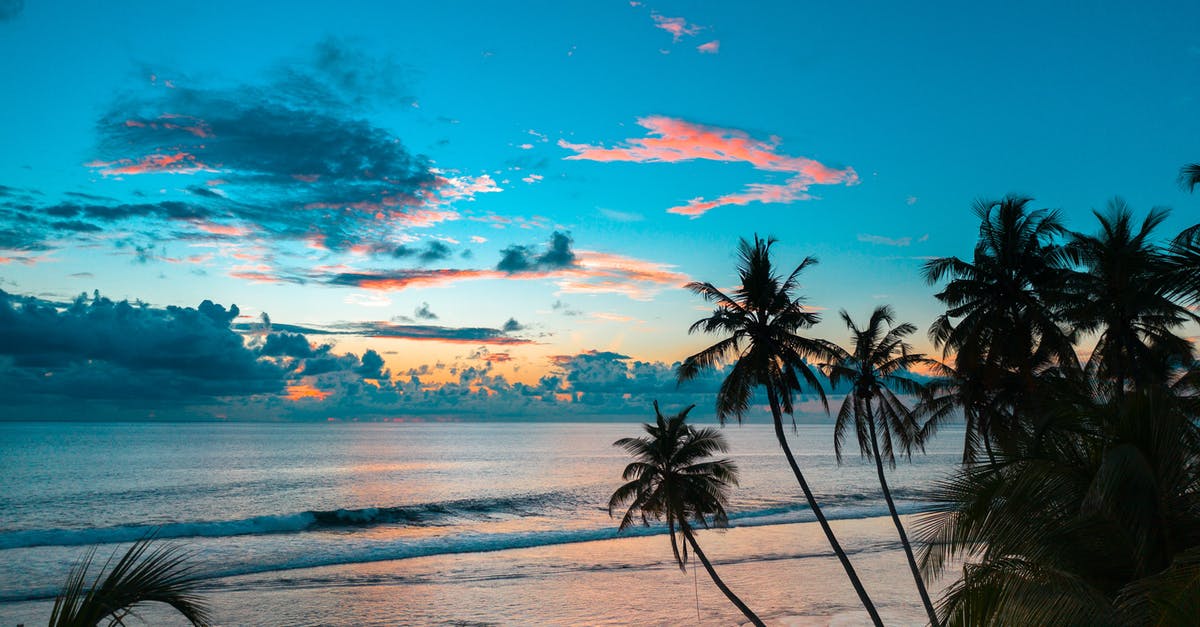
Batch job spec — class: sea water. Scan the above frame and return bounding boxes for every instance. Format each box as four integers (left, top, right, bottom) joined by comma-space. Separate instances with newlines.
0, 421, 964, 625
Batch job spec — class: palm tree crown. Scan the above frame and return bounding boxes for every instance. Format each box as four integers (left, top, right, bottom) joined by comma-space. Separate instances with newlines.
825, 305, 929, 465
678, 235, 834, 422
922, 195, 1075, 374
1064, 200, 1197, 391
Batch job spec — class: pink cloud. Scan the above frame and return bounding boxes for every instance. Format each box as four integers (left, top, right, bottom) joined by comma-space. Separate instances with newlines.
194, 222, 251, 237
86, 152, 214, 176
651, 13, 701, 42
697, 40, 720, 54
560, 116, 857, 217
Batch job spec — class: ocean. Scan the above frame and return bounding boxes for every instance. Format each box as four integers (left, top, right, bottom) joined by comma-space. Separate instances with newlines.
0, 421, 964, 625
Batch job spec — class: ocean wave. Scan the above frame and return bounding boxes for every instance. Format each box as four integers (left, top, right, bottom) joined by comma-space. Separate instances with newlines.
0, 492, 583, 551
0, 499, 929, 603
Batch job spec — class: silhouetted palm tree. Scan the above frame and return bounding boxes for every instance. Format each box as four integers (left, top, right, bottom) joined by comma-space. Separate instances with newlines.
1179, 163, 1200, 192
915, 382, 1200, 625
922, 196, 1076, 458
1162, 223, 1200, 306
50, 537, 212, 627
608, 402, 764, 626
1064, 200, 1197, 392
825, 305, 940, 626
678, 235, 882, 625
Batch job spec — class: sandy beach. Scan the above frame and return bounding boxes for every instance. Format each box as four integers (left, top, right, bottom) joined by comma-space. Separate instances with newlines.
2, 515, 946, 626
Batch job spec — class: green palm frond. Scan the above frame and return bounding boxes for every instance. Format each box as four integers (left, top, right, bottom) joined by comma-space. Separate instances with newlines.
49, 537, 212, 627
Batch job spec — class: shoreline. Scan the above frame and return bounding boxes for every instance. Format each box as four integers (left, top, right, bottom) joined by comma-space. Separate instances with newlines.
1, 515, 948, 626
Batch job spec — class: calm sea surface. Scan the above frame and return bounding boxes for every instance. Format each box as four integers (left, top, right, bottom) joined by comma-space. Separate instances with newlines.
0, 421, 964, 625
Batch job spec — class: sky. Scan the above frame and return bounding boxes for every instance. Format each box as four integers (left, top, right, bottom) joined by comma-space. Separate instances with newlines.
0, 0, 1197, 421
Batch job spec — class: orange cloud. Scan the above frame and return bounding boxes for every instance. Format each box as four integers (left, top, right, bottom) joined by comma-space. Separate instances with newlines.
697, 40, 720, 54
560, 116, 857, 217
286, 383, 332, 401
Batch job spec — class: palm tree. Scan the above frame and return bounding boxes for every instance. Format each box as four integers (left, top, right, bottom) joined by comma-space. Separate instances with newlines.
1063, 199, 1197, 393
921, 195, 1076, 459
1162, 223, 1200, 306
608, 402, 764, 626
50, 537, 212, 627
1179, 163, 1200, 192
824, 305, 940, 626
678, 235, 883, 626
914, 381, 1200, 625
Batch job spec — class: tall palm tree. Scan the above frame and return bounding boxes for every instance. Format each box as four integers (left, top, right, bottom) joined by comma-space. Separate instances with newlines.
678, 235, 883, 626
50, 537, 212, 627
922, 195, 1076, 458
1180, 163, 1200, 192
1063, 200, 1197, 392
825, 305, 940, 626
608, 402, 764, 627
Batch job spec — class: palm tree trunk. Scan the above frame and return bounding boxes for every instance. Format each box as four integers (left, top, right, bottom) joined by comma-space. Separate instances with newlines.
680, 521, 765, 627
866, 403, 941, 626
766, 386, 884, 626
668, 518, 685, 571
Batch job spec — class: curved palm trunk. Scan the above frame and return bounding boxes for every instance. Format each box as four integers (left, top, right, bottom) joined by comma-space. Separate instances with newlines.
766, 387, 884, 626
667, 518, 685, 571
680, 521, 765, 627
866, 405, 940, 626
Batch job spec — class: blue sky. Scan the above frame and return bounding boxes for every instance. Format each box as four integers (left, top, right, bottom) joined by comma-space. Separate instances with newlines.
0, 0, 1196, 420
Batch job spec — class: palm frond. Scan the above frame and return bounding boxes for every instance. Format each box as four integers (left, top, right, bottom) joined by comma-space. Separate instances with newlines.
50, 537, 212, 627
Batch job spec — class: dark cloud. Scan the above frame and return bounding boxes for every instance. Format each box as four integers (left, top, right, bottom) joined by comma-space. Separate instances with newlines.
0, 0, 23, 21
414, 302, 438, 320
293, 37, 417, 109
0, 290, 284, 399
551, 300, 581, 316
30, 41, 495, 260
259, 332, 315, 358
355, 349, 387, 379
386, 240, 453, 263
502, 317, 525, 332
497, 231, 577, 273
236, 318, 531, 345
340, 321, 532, 345
184, 185, 224, 199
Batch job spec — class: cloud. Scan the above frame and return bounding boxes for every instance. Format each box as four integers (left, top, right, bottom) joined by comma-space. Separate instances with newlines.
497, 231, 577, 273
502, 317, 526, 332
373, 240, 454, 264
63, 41, 499, 256
857, 233, 912, 247
344, 292, 392, 307
599, 208, 644, 222
559, 116, 857, 217
651, 13, 701, 42
697, 40, 720, 54
0, 290, 285, 401
414, 302, 438, 320
317, 233, 687, 300
243, 319, 532, 346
